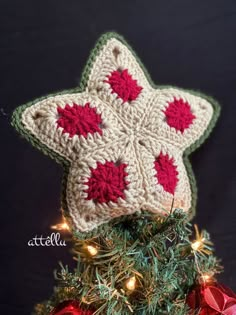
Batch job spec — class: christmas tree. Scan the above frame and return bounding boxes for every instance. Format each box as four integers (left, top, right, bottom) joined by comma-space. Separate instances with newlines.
12, 33, 236, 315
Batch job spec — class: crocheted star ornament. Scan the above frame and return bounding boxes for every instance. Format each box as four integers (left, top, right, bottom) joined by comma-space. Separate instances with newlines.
12, 33, 220, 233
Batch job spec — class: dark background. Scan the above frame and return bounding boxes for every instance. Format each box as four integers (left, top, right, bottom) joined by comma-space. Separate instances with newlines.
1, 1, 236, 314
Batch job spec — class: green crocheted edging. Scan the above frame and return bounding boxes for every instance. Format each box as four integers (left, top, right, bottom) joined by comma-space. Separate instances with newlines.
11, 32, 221, 239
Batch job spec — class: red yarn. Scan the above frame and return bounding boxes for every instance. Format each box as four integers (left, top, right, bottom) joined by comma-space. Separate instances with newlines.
164, 98, 196, 133
85, 161, 128, 203
105, 69, 142, 102
154, 153, 178, 194
57, 103, 102, 138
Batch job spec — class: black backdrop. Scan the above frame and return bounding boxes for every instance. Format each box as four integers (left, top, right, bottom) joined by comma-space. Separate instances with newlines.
1, 1, 236, 314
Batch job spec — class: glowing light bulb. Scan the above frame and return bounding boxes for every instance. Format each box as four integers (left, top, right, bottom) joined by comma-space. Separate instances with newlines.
201, 273, 212, 283
191, 240, 203, 251
51, 218, 70, 231
87, 245, 98, 256
125, 276, 136, 291
191, 225, 213, 255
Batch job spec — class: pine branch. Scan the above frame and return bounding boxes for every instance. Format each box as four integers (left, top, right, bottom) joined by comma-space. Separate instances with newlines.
33, 210, 222, 315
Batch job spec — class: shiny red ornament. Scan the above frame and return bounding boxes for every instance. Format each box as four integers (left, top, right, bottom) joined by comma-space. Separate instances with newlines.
187, 283, 236, 315
50, 300, 93, 315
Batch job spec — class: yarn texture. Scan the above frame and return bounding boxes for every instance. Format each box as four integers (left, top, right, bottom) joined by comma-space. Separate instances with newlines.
12, 32, 220, 234
85, 161, 129, 204
57, 103, 102, 138
106, 69, 143, 102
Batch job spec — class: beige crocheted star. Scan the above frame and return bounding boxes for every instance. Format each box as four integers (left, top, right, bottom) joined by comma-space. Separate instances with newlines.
13, 33, 219, 232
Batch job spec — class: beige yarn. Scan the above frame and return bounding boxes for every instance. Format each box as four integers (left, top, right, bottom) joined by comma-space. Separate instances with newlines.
21, 38, 214, 232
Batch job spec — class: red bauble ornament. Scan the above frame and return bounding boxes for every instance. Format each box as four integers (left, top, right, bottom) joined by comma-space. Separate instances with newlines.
187, 283, 236, 315
50, 300, 93, 315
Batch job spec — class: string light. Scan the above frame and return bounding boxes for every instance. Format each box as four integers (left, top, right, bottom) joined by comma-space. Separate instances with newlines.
125, 276, 137, 292
86, 245, 98, 257
191, 225, 213, 255
191, 240, 202, 251
199, 272, 216, 285
202, 274, 211, 282
191, 225, 216, 288
51, 218, 70, 231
